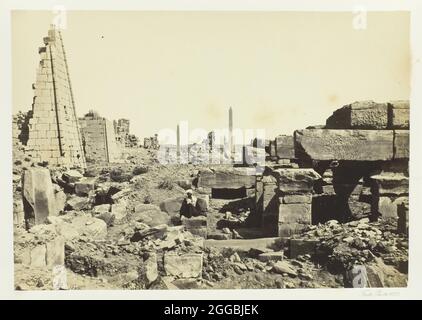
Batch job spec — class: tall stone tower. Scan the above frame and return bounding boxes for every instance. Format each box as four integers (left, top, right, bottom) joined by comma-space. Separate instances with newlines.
26, 25, 86, 168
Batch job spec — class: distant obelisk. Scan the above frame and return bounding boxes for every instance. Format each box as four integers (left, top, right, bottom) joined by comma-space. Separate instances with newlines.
229, 107, 234, 157
176, 123, 181, 161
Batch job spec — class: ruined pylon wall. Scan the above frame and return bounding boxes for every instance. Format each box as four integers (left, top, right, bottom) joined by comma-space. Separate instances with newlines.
26, 26, 86, 168
79, 115, 121, 163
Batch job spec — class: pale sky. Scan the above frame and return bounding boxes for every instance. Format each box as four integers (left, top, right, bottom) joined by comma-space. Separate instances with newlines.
12, 11, 410, 140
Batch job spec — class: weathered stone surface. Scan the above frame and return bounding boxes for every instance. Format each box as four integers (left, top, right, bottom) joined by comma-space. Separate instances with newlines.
371, 173, 409, 196
144, 252, 158, 285
198, 167, 257, 189
275, 135, 295, 159
273, 168, 321, 193
111, 202, 128, 221
62, 170, 83, 183
75, 178, 96, 196
30, 245, 47, 268
279, 203, 311, 224
54, 190, 67, 213
326, 101, 389, 129
69, 216, 107, 239
389, 100, 409, 129
182, 216, 207, 228
258, 251, 284, 262
66, 196, 91, 211
278, 223, 308, 238
133, 204, 170, 227
282, 194, 312, 204
272, 261, 297, 276
164, 253, 203, 278
377, 196, 408, 218
22, 168, 58, 227
295, 129, 394, 161
159, 196, 185, 215
397, 202, 409, 235
394, 130, 409, 159
92, 204, 113, 226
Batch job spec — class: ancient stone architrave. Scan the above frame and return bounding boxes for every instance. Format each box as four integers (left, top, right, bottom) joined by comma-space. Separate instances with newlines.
26, 26, 86, 168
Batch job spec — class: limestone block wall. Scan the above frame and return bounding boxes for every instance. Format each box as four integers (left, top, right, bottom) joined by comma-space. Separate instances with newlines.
79, 116, 121, 163
25, 27, 85, 168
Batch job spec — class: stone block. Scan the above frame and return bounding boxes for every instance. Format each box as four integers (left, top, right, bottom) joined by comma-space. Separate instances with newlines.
279, 203, 311, 224
111, 203, 128, 222
75, 178, 95, 196
397, 202, 409, 235
164, 253, 203, 278
182, 216, 207, 228
282, 194, 312, 204
159, 196, 185, 215
62, 170, 83, 183
258, 251, 284, 262
388, 100, 409, 129
378, 196, 408, 218
371, 173, 409, 196
198, 167, 257, 189
22, 168, 58, 228
394, 130, 409, 159
66, 196, 91, 211
275, 135, 295, 159
294, 129, 394, 161
272, 168, 321, 193
278, 223, 308, 237
326, 100, 389, 129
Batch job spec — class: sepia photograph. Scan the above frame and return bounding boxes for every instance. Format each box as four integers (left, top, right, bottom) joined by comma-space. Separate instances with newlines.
2, 0, 421, 302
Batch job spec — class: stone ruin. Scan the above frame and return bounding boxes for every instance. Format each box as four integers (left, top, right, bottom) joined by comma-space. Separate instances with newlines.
114, 118, 140, 148
25, 26, 86, 168
79, 110, 121, 163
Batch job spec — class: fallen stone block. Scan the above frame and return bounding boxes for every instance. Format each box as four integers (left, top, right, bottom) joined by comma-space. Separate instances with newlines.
22, 167, 58, 228
258, 251, 284, 262
273, 168, 321, 193
65, 196, 92, 211
326, 100, 389, 129
295, 129, 394, 161
54, 190, 67, 213
182, 216, 207, 228
388, 100, 409, 129
159, 196, 185, 215
164, 253, 203, 278
198, 167, 257, 189
45, 236, 65, 267
133, 204, 170, 227
62, 170, 83, 183
272, 261, 297, 276
75, 178, 96, 196
377, 196, 408, 218
275, 135, 295, 159
394, 130, 409, 159
70, 216, 108, 240
30, 244, 47, 268
144, 252, 158, 285
111, 202, 128, 222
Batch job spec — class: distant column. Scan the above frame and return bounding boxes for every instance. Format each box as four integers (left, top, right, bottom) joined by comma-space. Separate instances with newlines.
229, 107, 234, 157
176, 123, 181, 161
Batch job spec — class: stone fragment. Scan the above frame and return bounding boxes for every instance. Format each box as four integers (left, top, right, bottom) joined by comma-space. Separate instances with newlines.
62, 170, 83, 183
144, 252, 158, 285
198, 167, 256, 189
133, 204, 169, 227
371, 173, 409, 196
30, 245, 47, 268
22, 168, 58, 227
164, 253, 203, 278
69, 216, 107, 239
46, 236, 65, 267
272, 261, 297, 276
258, 251, 284, 262
378, 196, 408, 218
75, 178, 96, 196
159, 196, 185, 215
397, 202, 409, 235
66, 196, 91, 211
54, 190, 67, 213
111, 202, 128, 221
294, 129, 394, 161
326, 100, 389, 129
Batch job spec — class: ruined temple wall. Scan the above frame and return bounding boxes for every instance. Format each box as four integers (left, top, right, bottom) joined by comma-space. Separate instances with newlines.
79, 117, 121, 163
26, 27, 85, 168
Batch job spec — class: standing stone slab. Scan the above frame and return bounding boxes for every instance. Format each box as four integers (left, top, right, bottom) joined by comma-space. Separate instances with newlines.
22, 168, 58, 228
326, 101, 389, 129
388, 100, 409, 129
295, 129, 394, 161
